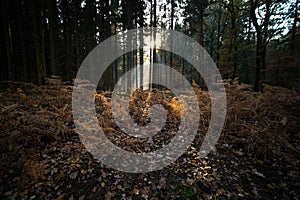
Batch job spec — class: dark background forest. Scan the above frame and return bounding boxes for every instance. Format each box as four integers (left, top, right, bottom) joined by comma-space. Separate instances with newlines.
1, 0, 299, 92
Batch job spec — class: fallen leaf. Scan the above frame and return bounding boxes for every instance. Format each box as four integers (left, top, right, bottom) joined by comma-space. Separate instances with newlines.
105, 191, 115, 200
70, 172, 78, 179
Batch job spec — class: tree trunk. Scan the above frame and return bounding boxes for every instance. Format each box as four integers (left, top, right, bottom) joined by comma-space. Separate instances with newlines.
254, 33, 262, 92
15, 0, 29, 81
74, 0, 81, 70
231, 18, 237, 80
216, 6, 222, 66
138, 0, 144, 89
31, 0, 45, 84
46, 0, 59, 76
170, 0, 174, 87
152, 0, 157, 89
2, 0, 14, 81
250, 0, 273, 91
291, 0, 299, 48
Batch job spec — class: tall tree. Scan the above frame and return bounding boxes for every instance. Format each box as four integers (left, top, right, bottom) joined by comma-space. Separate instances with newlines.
184, 0, 209, 46
249, 0, 280, 91
137, 0, 145, 89
217, 0, 243, 80
183, 0, 209, 86
2, 0, 15, 81
46, 0, 59, 76
291, 0, 299, 47
73, 0, 82, 70
30, 0, 46, 84
170, 0, 175, 70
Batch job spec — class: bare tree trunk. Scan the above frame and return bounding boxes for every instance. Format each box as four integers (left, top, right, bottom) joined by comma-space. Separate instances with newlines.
170, 0, 174, 88
2, 0, 14, 81
74, 0, 81, 71
31, 0, 45, 84
152, 0, 157, 89
216, 6, 222, 66
254, 34, 262, 92
47, 0, 59, 76
16, 0, 28, 81
138, 0, 144, 89
231, 19, 237, 80
291, 0, 299, 47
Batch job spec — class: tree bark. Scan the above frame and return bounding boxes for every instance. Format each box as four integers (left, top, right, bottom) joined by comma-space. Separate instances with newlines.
46, 0, 59, 76
2, 0, 14, 81
138, 0, 144, 89
291, 0, 299, 47
31, 0, 46, 84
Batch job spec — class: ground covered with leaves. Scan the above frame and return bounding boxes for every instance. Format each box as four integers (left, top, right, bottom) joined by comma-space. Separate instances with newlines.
0, 79, 300, 199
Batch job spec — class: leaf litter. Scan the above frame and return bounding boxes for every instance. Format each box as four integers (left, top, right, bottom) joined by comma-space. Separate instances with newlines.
0, 78, 299, 199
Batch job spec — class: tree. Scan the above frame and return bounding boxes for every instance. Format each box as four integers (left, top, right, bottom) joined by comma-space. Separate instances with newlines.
215, 0, 244, 80
73, 0, 82, 70
46, 0, 59, 76
1, 0, 15, 81
30, 0, 46, 84
137, 0, 145, 89
183, 0, 209, 87
184, 0, 209, 46
291, 0, 299, 47
248, 0, 287, 91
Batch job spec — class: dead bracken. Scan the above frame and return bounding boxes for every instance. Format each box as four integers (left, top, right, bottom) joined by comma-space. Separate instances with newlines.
0, 78, 299, 199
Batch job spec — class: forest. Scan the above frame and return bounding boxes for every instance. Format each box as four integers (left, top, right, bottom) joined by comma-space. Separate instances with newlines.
0, 0, 300, 199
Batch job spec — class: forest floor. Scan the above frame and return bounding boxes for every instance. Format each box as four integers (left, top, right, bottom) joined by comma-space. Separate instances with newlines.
0, 79, 300, 200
